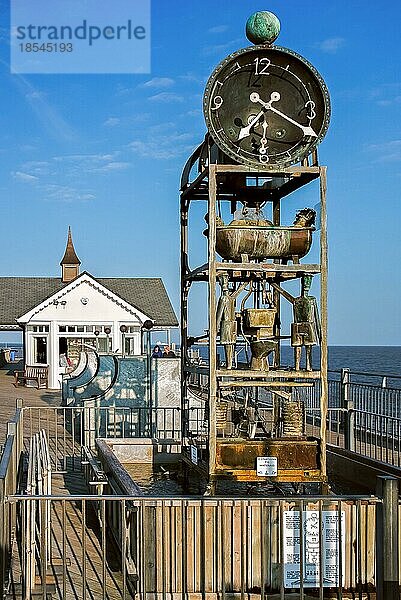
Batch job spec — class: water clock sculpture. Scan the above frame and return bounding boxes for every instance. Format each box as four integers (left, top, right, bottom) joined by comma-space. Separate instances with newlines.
180, 10, 330, 493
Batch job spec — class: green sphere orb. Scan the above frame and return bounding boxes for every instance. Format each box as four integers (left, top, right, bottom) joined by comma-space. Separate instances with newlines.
246, 11, 281, 45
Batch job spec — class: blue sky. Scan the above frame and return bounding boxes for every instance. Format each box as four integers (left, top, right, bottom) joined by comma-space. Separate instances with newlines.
1, 0, 401, 345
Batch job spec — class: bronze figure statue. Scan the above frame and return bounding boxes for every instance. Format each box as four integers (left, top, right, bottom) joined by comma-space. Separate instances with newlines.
216, 276, 247, 369
271, 275, 321, 371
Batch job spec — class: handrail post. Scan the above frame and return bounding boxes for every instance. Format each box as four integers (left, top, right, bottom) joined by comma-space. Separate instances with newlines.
7, 422, 16, 436
376, 476, 399, 599
341, 368, 354, 451
0, 406, 21, 597
0, 477, 5, 597
17, 400, 24, 460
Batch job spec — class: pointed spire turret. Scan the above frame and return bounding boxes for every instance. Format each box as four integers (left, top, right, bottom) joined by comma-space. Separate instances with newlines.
60, 227, 81, 283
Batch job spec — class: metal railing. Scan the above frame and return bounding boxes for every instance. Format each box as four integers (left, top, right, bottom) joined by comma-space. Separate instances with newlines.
0, 399, 23, 594
25, 430, 52, 596
300, 369, 401, 466
20, 405, 182, 472
0, 400, 400, 598
5, 492, 391, 599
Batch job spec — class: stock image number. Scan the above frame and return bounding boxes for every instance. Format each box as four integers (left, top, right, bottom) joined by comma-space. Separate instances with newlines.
19, 43, 73, 53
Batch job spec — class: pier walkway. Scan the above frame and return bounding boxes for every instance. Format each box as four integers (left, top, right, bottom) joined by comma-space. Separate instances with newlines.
8, 474, 125, 600
0, 365, 125, 599
0, 362, 60, 445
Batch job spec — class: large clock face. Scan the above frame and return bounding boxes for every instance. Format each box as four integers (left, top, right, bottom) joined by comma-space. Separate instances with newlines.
203, 45, 330, 168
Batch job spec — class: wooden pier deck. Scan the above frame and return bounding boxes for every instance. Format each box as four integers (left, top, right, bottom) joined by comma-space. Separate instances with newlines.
0, 362, 61, 445
0, 364, 125, 599
48, 476, 124, 599
8, 472, 125, 599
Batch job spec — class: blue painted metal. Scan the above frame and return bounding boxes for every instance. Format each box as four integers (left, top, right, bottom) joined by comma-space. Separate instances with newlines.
73, 355, 117, 403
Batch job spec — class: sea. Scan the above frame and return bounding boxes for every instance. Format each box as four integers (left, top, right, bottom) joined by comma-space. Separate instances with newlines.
193, 345, 401, 385
2, 342, 401, 383
2, 343, 401, 372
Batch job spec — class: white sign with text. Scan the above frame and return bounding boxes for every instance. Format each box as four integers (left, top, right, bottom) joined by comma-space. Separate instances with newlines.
283, 510, 345, 588
256, 456, 278, 476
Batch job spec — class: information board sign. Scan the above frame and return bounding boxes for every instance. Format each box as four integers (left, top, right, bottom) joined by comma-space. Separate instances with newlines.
283, 510, 345, 588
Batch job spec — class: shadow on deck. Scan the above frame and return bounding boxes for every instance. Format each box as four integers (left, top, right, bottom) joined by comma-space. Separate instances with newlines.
0, 365, 61, 446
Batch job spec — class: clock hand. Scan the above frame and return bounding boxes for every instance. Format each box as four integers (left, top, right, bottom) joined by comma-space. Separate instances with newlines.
268, 105, 318, 137
236, 92, 281, 141
237, 110, 264, 141
251, 92, 318, 138
260, 120, 268, 153
259, 120, 269, 163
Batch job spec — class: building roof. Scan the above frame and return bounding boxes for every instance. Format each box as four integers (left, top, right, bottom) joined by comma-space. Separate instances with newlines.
60, 227, 81, 266
0, 274, 178, 328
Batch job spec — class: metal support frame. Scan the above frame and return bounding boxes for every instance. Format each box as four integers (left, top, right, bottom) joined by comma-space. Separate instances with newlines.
208, 164, 218, 479
319, 166, 328, 480
180, 160, 328, 487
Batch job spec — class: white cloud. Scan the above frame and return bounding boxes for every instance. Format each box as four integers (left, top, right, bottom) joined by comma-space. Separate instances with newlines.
13, 74, 77, 142
148, 92, 184, 103
50, 152, 132, 175
103, 114, 151, 128
95, 161, 130, 173
131, 112, 152, 123
115, 85, 132, 97
147, 122, 176, 133
179, 73, 203, 84
202, 38, 243, 57
129, 140, 185, 160
12, 171, 39, 182
25, 90, 45, 100
370, 83, 401, 107
142, 77, 175, 88
317, 37, 345, 53
21, 161, 52, 176
44, 184, 95, 203
12, 149, 131, 202
129, 129, 195, 160
377, 97, 401, 107
52, 153, 118, 165
104, 117, 121, 127
186, 109, 202, 117
366, 139, 401, 162
19, 144, 38, 152
208, 25, 229, 34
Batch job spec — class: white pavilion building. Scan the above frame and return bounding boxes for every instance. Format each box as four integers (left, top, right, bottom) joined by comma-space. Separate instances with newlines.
0, 228, 178, 388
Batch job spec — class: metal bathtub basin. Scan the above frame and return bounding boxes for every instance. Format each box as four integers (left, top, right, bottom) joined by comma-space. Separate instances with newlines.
215, 225, 314, 261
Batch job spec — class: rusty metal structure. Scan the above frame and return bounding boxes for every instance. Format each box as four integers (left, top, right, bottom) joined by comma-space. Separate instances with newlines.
180, 11, 330, 492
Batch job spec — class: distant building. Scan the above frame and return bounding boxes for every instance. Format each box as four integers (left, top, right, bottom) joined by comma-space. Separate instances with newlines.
0, 228, 178, 388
